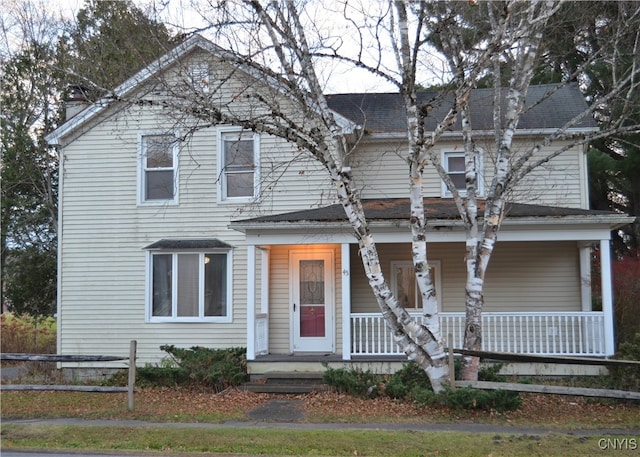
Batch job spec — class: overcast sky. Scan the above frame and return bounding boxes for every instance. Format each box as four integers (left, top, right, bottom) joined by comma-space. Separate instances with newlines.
28, 0, 444, 94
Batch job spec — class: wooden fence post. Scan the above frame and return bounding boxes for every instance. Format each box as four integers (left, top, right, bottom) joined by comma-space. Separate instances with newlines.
448, 333, 455, 391
128, 340, 137, 411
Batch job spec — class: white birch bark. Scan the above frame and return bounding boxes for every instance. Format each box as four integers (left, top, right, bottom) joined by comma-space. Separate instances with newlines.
151, 0, 639, 389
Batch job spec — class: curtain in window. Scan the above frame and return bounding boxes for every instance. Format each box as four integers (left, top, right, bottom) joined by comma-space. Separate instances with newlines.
177, 254, 199, 317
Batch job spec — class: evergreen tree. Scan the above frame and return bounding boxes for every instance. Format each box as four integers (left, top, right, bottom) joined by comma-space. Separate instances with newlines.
533, 1, 640, 251
1, 41, 60, 315
61, 0, 178, 101
1, 0, 177, 315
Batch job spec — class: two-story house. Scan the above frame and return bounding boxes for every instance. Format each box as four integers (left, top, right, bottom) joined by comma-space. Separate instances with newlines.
46, 35, 630, 378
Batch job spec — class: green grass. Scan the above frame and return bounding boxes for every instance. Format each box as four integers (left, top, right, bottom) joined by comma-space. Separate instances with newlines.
2, 424, 638, 456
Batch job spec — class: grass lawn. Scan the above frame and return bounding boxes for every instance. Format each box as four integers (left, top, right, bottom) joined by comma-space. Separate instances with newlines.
2, 387, 639, 456
3, 423, 639, 456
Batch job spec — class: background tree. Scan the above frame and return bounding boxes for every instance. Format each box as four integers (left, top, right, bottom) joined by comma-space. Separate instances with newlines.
1, 0, 176, 316
526, 1, 640, 345
536, 1, 640, 253
1, 3, 62, 316
60, 0, 179, 100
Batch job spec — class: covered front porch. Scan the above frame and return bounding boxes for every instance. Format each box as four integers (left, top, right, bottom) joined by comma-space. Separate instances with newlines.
244, 239, 614, 363
232, 199, 627, 371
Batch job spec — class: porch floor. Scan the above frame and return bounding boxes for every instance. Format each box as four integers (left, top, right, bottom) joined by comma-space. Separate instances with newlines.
251, 353, 408, 363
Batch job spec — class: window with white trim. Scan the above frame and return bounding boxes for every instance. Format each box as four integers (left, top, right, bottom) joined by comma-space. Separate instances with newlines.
138, 133, 179, 204
390, 260, 441, 311
218, 128, 259, 202
441, 149, 484, 197
147, 250, 232, 322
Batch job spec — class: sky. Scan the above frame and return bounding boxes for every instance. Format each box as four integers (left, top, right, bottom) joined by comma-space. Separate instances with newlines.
16, 0, 443, 94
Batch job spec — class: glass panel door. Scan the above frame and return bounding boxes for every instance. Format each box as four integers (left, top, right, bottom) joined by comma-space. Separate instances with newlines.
291, 251, 334, 352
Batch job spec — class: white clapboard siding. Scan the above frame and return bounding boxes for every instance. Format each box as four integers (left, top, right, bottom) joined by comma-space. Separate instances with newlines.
348, 241, 581, 315
351, 139, 585, 208
58, 72, 337, 366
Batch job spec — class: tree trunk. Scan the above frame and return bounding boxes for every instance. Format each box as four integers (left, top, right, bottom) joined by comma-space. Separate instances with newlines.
460, 285, 483, 381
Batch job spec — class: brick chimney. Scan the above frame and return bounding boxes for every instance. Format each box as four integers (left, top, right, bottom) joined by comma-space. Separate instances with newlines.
65, 85, 90, 120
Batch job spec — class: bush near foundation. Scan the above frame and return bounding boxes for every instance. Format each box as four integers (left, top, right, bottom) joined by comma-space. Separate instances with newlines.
108, 346, 248, 391
323, 362, 520, 412
608, 333, 640, 392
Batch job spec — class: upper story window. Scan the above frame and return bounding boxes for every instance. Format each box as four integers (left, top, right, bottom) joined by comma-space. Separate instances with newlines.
441, 149, 483, 197
145, 239, 233, 323
189, 62, 210, 93
217, 128, 259, 203
390, 260, 441, 311
138, 132, 179, 205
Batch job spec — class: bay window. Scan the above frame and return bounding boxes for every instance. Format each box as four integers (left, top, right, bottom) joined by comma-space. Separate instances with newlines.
146, 241, 233, 322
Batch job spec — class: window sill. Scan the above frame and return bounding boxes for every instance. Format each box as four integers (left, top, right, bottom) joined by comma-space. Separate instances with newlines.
147, 317, 232, 324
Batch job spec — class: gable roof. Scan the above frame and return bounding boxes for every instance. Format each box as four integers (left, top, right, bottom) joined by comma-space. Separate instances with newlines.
45, 34, 356, 146
230, 198, 631, 230
326, 84, 598, 134
46, 34, 210, 146
46, 33, 597, 147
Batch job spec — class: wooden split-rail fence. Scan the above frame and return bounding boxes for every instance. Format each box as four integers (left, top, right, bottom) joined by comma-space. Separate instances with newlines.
448, 343, 640, 401
1, 340, 138, 411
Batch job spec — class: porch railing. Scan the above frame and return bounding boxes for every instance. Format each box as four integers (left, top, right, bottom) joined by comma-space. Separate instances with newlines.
350, 312, 605, 357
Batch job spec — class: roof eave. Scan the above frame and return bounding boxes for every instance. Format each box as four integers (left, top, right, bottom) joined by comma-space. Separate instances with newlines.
46, 35, 222, 147
230, 213, 633, 233
358, 127, 599, 142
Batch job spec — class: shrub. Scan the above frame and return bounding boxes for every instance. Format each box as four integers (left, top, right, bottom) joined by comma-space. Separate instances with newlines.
415, 386, 522, 412
478, 363, 506, 382
323, 366, 381, 397
612, 251, 640, 347
115, 346, 248, 391
608, 332, 640, 391
592, 249, 640, 347
0, 313, 56, 354
383, 362, 432, 399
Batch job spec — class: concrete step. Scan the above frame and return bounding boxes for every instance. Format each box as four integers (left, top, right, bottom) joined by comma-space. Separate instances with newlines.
263, 371, 324, 382
243, 371, 327, 394
242, 382, 327, 394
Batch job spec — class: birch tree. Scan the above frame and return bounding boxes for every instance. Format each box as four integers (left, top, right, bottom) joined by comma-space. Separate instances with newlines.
85, 1, 639, 385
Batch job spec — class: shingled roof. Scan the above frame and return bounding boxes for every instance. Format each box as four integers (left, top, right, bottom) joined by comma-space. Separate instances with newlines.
326, 84, 597, 133
232, 198, 625, 226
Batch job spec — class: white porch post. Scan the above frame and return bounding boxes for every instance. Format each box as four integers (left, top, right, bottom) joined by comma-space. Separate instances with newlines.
341, 243, 351, 360
599, 239, 615, 356
246, 244, 256, 360
578, 242, 592, 312
259, 247, 269, 314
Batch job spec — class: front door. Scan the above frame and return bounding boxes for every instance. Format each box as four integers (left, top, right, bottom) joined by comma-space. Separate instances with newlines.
291, 250, 334, 353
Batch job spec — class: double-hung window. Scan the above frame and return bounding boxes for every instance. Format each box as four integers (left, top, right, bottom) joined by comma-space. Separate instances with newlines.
218, 128, 259, 202
390, 260, 441, 311
146, 242, 233, 322
441, 149, 484, 197
138, 132, 179, 204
